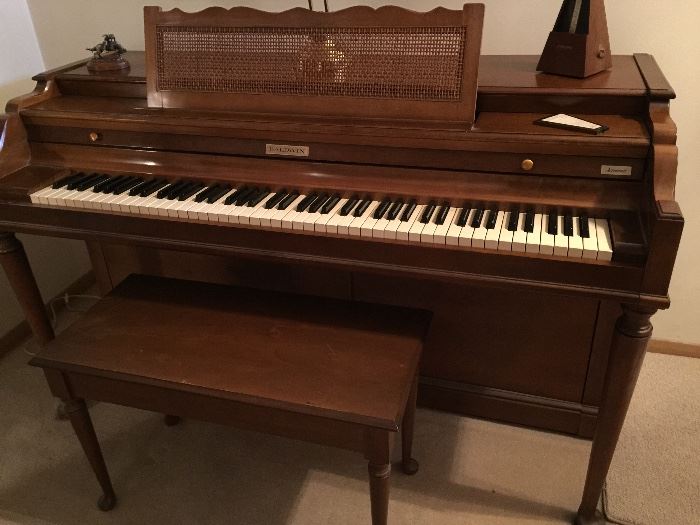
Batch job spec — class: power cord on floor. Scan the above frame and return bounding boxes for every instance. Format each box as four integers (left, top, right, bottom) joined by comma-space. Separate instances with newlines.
23, 293, 101, 357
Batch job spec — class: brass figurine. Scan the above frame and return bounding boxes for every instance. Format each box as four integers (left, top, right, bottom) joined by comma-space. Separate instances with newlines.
86, 34, 130, 72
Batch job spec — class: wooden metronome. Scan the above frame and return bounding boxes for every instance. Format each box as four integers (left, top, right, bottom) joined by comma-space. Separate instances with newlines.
537, 0, 612, 78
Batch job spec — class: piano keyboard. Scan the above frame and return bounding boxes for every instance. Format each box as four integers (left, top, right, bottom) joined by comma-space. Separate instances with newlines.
30, 173, 614, 261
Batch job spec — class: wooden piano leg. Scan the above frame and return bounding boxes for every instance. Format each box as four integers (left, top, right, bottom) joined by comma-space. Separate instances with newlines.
0, 232, 54, 345
575, 304, 656, 525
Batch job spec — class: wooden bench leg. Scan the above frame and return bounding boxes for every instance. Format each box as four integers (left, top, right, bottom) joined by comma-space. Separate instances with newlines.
368, 462, 391, 525
63, 399, 117, 511
366, 430, 392, 525
401, 373, 419, 475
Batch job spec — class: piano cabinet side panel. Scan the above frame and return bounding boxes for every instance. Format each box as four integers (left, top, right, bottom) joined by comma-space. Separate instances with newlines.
95, 243, 612, 437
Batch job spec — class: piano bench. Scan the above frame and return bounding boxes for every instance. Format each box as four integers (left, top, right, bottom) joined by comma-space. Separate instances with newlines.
30, 274, 430, 525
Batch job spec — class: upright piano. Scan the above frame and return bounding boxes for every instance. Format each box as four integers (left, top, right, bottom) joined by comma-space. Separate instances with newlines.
0, 6, 683, 524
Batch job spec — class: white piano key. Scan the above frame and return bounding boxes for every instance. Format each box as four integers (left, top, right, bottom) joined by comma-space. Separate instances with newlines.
350, 201, 379, 236
498, 211, 515, 251
420, 207, 442, 243
553, 215, 569, 256
238, 194, 268, 224
281, 195, 308, 230
120, 195, 142, 213
398, 205, 425, 242
382, 204, 409, 241
471, 211, 490, 249
31, 186, 56, 204
186, 200, 208, 220
512, 213, 528, 253
360, 202, 384, 238
109, 193, 133, 211
432, 207, 458, 245
540, 214, 555, 255
336, 203, 360, 235
271, 195, 304, 229
47, 188, 73, 206
445, 208, 466, 246
372, 202, 400, 239
595, 219, 613, 261
458, 209, 477, 248
526, 214, 543, 254
176, 194, 203, 218
249, 196, 276, 225
207, 190, 238, 223
314, 198, 346, 233
409, 208, 432, 242
582, 218, 599, 259
568, 217, 584, 258
484, 211, 504, 250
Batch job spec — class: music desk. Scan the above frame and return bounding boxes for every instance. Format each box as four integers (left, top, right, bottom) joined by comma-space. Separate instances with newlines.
30, 275, 430, 525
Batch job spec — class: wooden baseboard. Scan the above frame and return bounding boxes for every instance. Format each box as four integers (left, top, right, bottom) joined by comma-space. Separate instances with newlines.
648, 339, 700, 359
0, 271, 96, 358
418, 377, 598, 439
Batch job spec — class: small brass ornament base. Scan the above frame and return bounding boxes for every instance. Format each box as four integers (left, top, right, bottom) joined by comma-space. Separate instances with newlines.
87, 52, 130, 72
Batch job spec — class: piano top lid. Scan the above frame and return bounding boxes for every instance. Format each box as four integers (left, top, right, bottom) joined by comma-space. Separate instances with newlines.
46, 52, 656, 97
141, 5, 485, 125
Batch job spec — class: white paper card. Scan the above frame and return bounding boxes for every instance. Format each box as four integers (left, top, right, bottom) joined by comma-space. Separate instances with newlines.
541, 114, 602, 130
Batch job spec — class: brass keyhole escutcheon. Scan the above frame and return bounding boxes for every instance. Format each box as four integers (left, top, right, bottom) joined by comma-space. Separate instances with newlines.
521, 159, 535, 171
88, 131, 101, 143
597, 48, 607, 59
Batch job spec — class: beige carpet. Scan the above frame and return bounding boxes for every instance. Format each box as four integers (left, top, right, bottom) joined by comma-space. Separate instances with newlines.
603, 353, 700, 525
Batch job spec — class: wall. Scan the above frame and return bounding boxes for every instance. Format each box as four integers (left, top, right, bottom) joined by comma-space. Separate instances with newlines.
0, 0, 91, 339
19, 0, 700, 343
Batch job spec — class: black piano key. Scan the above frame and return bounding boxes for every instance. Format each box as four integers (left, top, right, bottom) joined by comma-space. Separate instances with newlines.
340, 195, 360, 216
563, 215, 574, 236
277, 192, 300, 210
235, 186, 258, 206
100, 175, 129, 194
435, 202, 451, 225
579, 215, 590, 238
524, 211, 536, 233
224, 186, 248, 205
400, 200, 417, 221
78, 174, 109, 191
373, 198, 392, 220
247, 188, 271, 206
65, 172, 94, 190
353, 197, 372, 217
52, 172, 84, 190
141, 179, 169, 197
168, 181, 196, 200
157, 180, 185, 199
264, 190, 288, 209
194, 184, 219, 203
93, 176, 120, 193
112, 177, 144, 195
456, 206, 471, 227
386, 199, 404, 220
507, 209, 520, 231
470, 209, 484, 228
109, 176, 139, 193
308, 192, 330, 213
206, 184, 232, 204
71, 173, 102, 191
420, 200, 437, 224
296, 192, 319, 212
547, 212, 558, 235
321, 194, 341, 214
485, 210, 499, 229
178, 182, 206, 201
128, 178, 155, 196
